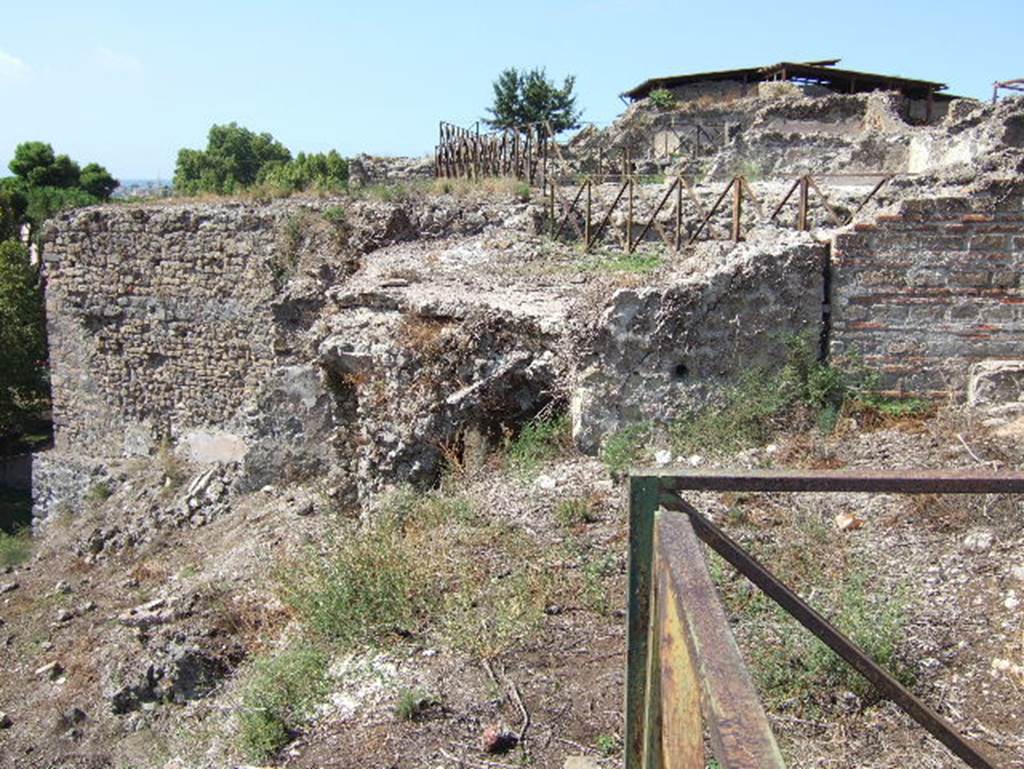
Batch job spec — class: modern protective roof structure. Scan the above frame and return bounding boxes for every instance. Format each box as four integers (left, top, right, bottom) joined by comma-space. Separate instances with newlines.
621, 60, 954, 102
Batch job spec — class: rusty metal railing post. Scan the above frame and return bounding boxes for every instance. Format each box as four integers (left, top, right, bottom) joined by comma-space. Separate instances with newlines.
731, 175, 743, 242
798, 175, 809, 231
585, 180, 592, 246
675, 177, 682, 252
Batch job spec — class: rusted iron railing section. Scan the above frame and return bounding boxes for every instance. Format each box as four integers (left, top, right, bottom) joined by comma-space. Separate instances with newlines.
548, 173, 891, 253
626, 469, 1024, 769
435, 120, 552, 185
992, 78, 1024, 103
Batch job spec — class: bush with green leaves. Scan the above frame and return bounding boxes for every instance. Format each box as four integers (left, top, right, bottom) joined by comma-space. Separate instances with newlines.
648, 88, 677, 109
175, 123, 350, 196
174, 123, 293, 195
259, 150, 349, 193
237, 643, 329, 761
277, 520, 426, 648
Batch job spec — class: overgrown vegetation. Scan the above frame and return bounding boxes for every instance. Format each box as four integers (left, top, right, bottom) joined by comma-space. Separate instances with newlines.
580, 252, 664, 274
394, 688, 437, 721
648, 88, 677, 110
0, 240, 48, 448
237, 643, 330, 761
712, 534, 914, 713
0, 527, 31, 568
174, 123, 348, 196
272, 476, 621, 703
600, 422, 652, 477
667, 334, 932, 459
505, 412, 571, 478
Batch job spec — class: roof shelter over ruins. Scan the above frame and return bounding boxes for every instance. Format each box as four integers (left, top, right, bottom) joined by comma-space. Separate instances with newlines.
621, 59, 956, 105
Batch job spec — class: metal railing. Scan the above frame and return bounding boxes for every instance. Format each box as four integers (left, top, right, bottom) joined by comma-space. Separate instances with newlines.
626, 468, 1024, 769
548, 173, 892, 253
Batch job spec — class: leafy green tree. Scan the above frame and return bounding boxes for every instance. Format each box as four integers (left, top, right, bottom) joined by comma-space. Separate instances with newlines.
0, 240, 47, 445
78, 163, 119, 200
0, 181, 27, 242
485, 67, 581, 133
174, 123, 293, 194
9, 142, 81, 188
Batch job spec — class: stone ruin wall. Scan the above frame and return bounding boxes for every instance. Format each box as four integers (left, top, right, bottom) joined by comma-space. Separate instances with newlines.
830, 192, 1024, 394
41, 203, 325, 459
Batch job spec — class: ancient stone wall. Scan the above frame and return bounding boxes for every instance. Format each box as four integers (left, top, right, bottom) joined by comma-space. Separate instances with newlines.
42, 204, 288, 457
38, 197, 423, 459
830, 193, 1024, 395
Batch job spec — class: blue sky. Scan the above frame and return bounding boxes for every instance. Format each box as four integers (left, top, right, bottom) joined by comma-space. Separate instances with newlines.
1, 0, 1021, 180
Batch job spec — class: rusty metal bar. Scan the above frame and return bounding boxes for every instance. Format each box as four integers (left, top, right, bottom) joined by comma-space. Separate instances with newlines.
798, 175, 809, 230
631, 178, 680, 252
656, 510, 785, 769
660, 492, 1002, 769
640, 467, 1024, 494
769, 178, 801, 223
585, 181, 592, 246
674, 178, 682, 252
552, 181, 587, 241
626, 179, 635, 252
588, 179, 630, 251
687, 178, 735, 245
731, 176, 743, 242
846, 175, 891, 224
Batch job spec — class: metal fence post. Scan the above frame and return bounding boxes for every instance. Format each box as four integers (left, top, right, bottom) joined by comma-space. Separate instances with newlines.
626, 476, 660, 769
731, 176, 743, 242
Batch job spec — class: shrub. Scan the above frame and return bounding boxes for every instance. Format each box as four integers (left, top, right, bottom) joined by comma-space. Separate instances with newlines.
321, 206, 347, 226
669, 370, 790, 457
648, 88, 677, 110
394, 688, 437, 721
277, 523, 425, 648
237, 643, 329, 761
84, 481, 112, 505
600, 422, 652, 477
555, 496, 599, 528
748, 569, 913, 708
0, 240, 48, 446
505, 412, 570, 478
0, 528, 31, 567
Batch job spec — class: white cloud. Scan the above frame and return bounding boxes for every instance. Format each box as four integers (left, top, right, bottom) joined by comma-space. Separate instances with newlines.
94, 46, 143, 77
0, 48, 30, 83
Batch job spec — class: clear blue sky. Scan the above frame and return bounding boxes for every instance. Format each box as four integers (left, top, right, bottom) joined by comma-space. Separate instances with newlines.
1, 0, 1021, 180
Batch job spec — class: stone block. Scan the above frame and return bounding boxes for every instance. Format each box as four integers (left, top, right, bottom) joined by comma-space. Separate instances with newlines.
967, 360, 1024, 407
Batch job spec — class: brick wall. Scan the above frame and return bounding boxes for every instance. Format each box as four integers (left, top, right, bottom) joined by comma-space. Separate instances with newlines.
830, 194, 1024, 395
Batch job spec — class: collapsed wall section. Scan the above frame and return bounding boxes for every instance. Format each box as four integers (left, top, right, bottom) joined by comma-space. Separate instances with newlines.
830, 192, 1024, 394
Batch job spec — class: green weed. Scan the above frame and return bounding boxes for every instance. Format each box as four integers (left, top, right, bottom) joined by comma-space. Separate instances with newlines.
505, 412, 570, 478
0, 528, 32, 567
555, 496, 600, 528
596, 732, 620, 756
648, 88, 677, 110
84, 481, 112, 505
600, 422, 652, 477
394, 688, 437, 721
277, 524, 426, 648
580, 253, 663, 274
237, 643, 329, 761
